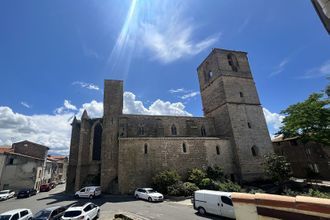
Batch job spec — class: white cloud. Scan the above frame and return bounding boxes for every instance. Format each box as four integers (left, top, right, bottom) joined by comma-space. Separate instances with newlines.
180, 91, 200, 100
262, 107, 284, 135
55, 100, 77, 114
169, 88, 187, 93
301, 60, 330, 79
0, 106, 73, 155
0, 92, 192, 155
270, 57, 290, 76
169, 88, 200, 100
21, 102, 31, 108
72, 81, 100, 91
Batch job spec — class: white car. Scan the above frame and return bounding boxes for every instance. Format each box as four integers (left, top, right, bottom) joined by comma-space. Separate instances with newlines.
0, 209, 33, 220
0, 190, 15, 201
61, 203, 99, 220
134, 188, 164, 202
75, 186, 101, 199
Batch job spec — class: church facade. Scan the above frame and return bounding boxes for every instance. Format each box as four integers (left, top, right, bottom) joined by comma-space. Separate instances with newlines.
66, 48, 274, 194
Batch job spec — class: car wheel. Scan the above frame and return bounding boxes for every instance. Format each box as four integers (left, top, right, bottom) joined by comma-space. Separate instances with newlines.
75, 194, 79, 198
28, 218, 32, 220
135, 194, 139, 199
148, 197, 152, 202
96, 210, 100, 219
89, 195, 93, 199
198, 207, 206, 215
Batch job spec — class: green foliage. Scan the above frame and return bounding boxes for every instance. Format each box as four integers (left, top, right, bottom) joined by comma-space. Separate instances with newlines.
216, 181, 241, 192
304, 188, 330, 199
167, 182, 200, 196
199, 178, 217, 190
263, 153, 291, 185
206, 165, 224, 181
248, 188, 265, 194
152, 170, 181, 194
277, 93, 330, 145
187, 168, 206, 186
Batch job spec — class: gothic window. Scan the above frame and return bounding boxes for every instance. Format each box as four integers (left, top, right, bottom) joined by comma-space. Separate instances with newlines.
247, 122, 251, 128
239, 92, 244, 97
227, 53, 239, 72
201, 125, 206, 137
208, 71, 213, 79
92, 123, 102, 161
171, 124, 177, 135
182, 143, 187, 153
138, 125, 145, 136
251, 145, 258, 157
216, 146, 220, 155
144, 143, 148, 154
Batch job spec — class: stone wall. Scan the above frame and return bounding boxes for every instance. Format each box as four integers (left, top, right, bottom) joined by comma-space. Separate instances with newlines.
118, 137, 233, 194
119, 115, 216, 138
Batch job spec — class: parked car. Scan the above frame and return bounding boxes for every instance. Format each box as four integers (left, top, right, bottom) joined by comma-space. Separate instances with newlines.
40, 184, 51, 192
193, 190, 235, 219
58, 180, 66, 185
0, 209, 33, 220
134, 188, 164, 202
0, 190, 15, 201
75, 186, 101, 199
17, 189, 37, 199
61, 203, 99, 220
33, 206, 68, 220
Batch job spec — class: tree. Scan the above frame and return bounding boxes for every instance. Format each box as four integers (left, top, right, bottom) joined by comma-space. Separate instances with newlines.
277, 93, 330, 146
263, 153, 291, 187
152, 170, 181, 194
187, 168, 206, 187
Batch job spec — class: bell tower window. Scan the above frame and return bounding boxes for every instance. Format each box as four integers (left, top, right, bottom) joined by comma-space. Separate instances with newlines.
227, 53, 239, 72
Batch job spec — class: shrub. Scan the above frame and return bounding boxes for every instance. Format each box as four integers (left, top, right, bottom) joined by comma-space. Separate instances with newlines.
248, 188, 265, 194
182, 182, 199, 196
187, 168, 206, 186
152, 170, 181, 194
304, 188, 330, 199
217, 181, 241, 192
206, 166, 224, 181
167, 182, 185, 196
199, 178, 218, 190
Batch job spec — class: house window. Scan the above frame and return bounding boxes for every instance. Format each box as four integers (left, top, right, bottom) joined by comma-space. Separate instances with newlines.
227, 53, 239, 72
216, 146, 220, 155
171, 124, 177, 135
182, 143, 187, 153
138, 125, 145, 136
144, 144, 148, 154
251, 145, 258, 157
201, 126, 206, 137
247, 122, 251, 128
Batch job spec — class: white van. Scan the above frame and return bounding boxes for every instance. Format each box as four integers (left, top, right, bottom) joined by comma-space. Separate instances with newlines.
75, 186, 101, 199
193, 190, 235, 219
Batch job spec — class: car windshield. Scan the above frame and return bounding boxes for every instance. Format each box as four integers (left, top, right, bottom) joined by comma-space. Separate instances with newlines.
34, 210, 51, 218
0, 216, 11, 220
146, 189, 156, 193
0, 191, 9, 195
63, 211, 82, 217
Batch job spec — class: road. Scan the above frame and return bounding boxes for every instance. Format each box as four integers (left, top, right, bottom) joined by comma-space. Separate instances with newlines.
0, 185, 224, 220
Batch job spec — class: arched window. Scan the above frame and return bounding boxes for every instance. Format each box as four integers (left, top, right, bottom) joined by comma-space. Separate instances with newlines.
144, 143, 148, 154
251, 145, 258, 157
208, 71, 213, 79
227, 53, 239, 72
216, 146, 220, 155
171, 124, 177, 135
182, 143, 187, 153
138, 125, 144, 136
92, 123, 102, 161
201, 126, 206, 137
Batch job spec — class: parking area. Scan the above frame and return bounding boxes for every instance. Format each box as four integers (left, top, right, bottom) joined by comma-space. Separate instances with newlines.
0, 185, 225, 220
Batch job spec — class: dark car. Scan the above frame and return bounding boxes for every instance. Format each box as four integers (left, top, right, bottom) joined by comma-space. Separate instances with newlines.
17, 188, 37, 198
40, 184, 51, 192
33, 206, 68, 220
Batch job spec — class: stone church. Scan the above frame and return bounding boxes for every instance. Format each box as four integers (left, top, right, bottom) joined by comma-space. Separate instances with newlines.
66, 48, 274, 194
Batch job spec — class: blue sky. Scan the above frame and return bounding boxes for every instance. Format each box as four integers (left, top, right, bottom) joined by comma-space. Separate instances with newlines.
0, 0, 329, 155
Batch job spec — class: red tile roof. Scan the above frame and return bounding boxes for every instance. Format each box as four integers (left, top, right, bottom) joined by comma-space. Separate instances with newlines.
0, 147, 13, 154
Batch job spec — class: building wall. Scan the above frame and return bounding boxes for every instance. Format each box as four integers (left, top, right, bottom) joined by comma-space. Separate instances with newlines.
119, 115, 216, 138
0, 154, 43, 191
273, 139, 330, 180
118, 137, 233, 194
13, 141, 48, 160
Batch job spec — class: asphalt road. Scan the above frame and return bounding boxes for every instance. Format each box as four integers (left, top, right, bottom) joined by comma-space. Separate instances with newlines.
0, 185, 224, 220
